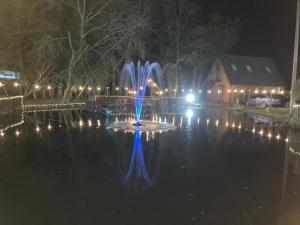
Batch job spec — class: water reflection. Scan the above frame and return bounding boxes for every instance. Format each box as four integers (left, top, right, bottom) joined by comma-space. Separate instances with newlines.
124, 132, 153, 191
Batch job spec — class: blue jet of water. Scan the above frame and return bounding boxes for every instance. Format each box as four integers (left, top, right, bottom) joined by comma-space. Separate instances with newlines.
120, 61, 162, 123
124, 132, 153, 191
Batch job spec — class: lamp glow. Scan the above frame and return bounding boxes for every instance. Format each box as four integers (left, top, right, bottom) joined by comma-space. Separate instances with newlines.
185, 94, 195, 103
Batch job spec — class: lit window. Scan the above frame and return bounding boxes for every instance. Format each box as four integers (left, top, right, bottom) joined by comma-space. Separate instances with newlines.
246, 65, 252, 72
231, 64, 238, 71
265, 66, 271, 73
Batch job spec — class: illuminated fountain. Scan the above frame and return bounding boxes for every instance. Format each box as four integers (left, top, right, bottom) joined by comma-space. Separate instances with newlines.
110, 61, 175, 133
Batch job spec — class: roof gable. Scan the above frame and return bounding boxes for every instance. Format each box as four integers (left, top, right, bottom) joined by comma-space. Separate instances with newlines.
219, 55, 284, 87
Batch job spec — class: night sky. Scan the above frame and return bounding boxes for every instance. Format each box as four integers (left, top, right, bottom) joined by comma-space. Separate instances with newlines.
200, 0, 297, 86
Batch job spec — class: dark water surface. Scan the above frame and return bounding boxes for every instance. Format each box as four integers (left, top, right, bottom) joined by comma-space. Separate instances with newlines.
0, 110, 299, 225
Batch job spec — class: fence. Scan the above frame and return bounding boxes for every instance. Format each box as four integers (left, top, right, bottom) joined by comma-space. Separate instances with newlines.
93, 95, 197, 114
0, 96, 23, 114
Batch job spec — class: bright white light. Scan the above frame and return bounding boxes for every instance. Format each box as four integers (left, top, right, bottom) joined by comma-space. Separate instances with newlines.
47, 85, 52, 90
185, 94, 195, 103
0, 82, 3, 87
185, 109, 194, 118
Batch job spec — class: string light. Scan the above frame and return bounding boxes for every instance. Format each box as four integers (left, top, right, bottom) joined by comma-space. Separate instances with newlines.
15, 130, 20, 137
35, 84, 40, 89
36, 126, 40, 132
259, 129, 264, 136
47, 85, 52, 90
48, 124, 52, 130
0, 82, 3, 87
0, 131, 4, 137
14, 82, 19, 87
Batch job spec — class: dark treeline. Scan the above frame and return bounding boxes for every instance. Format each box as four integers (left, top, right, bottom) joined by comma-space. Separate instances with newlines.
0, 0, 239, 102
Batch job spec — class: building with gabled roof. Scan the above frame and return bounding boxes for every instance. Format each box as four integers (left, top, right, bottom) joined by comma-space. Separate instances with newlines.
206, 55, 286, 103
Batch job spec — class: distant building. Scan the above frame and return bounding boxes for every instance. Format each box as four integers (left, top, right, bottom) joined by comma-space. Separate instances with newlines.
206, 55, 285, 103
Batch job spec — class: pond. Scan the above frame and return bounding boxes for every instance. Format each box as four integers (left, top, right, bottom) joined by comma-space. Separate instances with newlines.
0, 109, 299, 225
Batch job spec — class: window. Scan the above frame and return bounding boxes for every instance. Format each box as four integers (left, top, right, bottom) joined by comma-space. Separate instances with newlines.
246, 65, 253, 72
265, 66, 272, 73
231, 64, 238, 71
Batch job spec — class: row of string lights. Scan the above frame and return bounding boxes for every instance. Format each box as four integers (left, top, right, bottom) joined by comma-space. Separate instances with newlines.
0, 80, 287, 96
0, 116, 290, 144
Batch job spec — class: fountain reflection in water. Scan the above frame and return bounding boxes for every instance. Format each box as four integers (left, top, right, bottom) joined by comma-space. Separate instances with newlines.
124, 132, 153, 191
